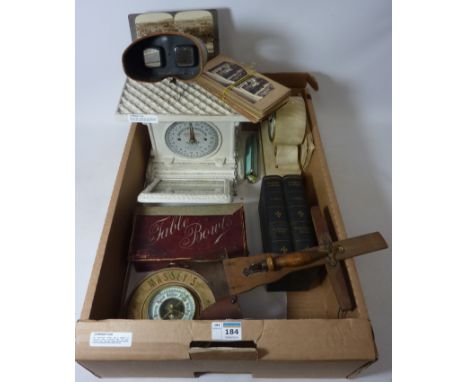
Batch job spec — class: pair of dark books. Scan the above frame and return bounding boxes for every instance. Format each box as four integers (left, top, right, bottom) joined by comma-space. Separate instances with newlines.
258, 175, 324, 291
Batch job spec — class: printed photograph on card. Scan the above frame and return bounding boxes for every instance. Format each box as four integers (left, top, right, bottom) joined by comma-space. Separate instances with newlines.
207, 62, 248, 84
129, 9, 219, 59
206, 61, 275, 103
237, 77, 274, 102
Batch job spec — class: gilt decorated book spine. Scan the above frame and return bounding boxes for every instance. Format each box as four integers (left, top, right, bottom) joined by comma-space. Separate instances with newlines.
258, 175, 294, 256
282, 175, 318, 250
259, 175, 324, 292
259, 175, 297, 292
279, 174, 323, 291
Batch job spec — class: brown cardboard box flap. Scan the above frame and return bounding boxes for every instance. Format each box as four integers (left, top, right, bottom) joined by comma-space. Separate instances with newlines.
189, 342, 258, 361
76, 318, 375, 362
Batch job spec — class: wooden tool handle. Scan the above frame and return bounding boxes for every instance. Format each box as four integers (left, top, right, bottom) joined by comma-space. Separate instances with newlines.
268, 251, 326, 271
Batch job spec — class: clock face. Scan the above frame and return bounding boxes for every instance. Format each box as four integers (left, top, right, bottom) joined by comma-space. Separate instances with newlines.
147, 286, 197, 320
165, 122, 221, 158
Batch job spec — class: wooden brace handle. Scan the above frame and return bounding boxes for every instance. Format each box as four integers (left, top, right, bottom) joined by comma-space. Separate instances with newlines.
266, 251, 326, 271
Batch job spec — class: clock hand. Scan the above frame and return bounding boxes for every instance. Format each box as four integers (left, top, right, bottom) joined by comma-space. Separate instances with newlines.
189, 124, 197, 144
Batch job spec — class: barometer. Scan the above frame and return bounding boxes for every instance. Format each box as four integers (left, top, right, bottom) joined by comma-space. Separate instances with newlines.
148, 286, 196, 320
127, 268, 216, 320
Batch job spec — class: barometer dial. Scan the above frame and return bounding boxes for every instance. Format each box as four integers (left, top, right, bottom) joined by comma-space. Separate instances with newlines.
148, 286, 196, 320
165, 122, 221, 158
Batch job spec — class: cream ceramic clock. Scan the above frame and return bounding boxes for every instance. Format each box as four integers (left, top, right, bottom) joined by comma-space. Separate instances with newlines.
117, 78, 248, 203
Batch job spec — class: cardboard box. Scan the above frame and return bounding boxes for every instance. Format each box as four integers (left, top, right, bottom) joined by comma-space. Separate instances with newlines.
75, 73, 377, 378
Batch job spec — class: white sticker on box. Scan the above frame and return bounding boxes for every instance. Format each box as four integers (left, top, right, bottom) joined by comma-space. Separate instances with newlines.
89, 332, 132, 347
127, 114, 158, 124
211, 322, 242, 341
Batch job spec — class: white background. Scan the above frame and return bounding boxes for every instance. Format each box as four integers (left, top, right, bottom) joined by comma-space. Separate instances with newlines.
76, 0, 391, 381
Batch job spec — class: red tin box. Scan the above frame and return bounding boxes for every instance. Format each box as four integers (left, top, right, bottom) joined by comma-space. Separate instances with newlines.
129, 204, 248, 271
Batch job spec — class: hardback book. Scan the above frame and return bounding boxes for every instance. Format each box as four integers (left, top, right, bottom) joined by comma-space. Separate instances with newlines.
196, 55, 291, 123
259, 175, 324, 291
129, 204, 248, 271
258, 175, 294, 256
282, 175, 318, 250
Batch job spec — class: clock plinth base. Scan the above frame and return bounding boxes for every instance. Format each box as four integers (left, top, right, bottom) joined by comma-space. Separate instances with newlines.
138, 178, 233, 204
